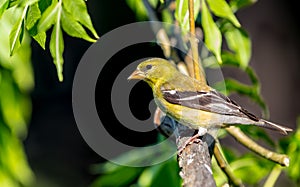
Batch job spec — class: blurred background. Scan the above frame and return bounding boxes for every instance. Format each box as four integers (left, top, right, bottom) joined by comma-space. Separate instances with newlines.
2, 0, 298, 186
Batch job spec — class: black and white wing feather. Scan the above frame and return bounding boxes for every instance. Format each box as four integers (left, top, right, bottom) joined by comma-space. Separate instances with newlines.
162, 89, 292, 135
162, 89, 259, 121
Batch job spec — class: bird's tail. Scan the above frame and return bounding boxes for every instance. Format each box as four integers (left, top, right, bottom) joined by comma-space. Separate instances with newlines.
258, 119, 293, 135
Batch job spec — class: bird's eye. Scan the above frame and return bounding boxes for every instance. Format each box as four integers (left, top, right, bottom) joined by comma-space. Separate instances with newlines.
146, 64, 152, 70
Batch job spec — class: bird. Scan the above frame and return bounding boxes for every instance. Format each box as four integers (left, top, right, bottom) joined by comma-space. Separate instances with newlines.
128, 58, 292, 137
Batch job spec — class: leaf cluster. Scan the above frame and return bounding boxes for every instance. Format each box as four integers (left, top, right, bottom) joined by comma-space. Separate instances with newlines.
1, 0, 98, 81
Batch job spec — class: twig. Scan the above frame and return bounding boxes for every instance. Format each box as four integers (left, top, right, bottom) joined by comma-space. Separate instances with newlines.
188, 0, 206, 83
214, 143, 244, 187
142, 0, 159, 21
226, 126, 290, 167
263, 165, 282, 187
143, 0, 171, 58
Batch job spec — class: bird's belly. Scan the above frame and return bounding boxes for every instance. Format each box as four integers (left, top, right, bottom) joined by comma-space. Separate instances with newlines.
156, 98, 224, 129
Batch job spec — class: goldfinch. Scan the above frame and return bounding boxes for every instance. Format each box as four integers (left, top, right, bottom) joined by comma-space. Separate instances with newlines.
128, 58, 292, 135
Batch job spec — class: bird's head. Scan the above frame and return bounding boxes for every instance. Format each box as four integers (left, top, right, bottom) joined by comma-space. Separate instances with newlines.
128, 58, 177, 84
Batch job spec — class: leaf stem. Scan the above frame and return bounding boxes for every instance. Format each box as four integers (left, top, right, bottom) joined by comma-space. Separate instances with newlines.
55, 0, 62, 81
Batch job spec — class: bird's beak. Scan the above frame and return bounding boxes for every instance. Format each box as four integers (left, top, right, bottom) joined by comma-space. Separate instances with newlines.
128, 69, 145, 80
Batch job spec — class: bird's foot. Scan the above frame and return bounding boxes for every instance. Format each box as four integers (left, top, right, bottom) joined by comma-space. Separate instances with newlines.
177, 127, 207, 155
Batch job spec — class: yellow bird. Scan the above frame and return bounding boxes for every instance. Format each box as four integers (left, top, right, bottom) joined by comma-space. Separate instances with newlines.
128, 58, 292, 136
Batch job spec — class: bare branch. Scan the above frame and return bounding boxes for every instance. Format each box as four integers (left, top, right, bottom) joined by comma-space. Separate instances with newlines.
214, 143, 244, 187
188, 0, 206, 84
226, 126, 290, 167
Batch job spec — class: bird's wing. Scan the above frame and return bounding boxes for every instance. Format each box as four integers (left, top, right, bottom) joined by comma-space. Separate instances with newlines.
162, 89, 259, 122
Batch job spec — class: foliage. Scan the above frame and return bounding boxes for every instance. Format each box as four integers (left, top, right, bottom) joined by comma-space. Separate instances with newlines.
0, 9, 33, 187
91, 135, 181, 187
0, 0, 98, 186
280, 117, 300, 185
2, 0, 98, 81
94, 0, 298, 187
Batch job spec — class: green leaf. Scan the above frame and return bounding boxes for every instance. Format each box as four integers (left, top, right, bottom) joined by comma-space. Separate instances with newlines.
25, 2, 41, 30
25, 3, 46, 49
9, 5, 28, 56
62, 0, 99, 39
230, 0, 257, 12
0, 122, 34, 186
37, 0, 58, 33
19, 0, 39, 7
126, 0, 158, 21
8, 0, 21, 8
175, 0, 200, 33
224, 26, 251, 69
206, 0, 240, 27
230, 155, 272, 184
32, 31, 46, 49
279, 118, 300, 183
139, 159, 181, 187
38, 0, 52, 13
201, 0, 222, 63
50, 5, 64, 82
0, 0, 9, 18
61, 7, 96, 42
91, 167, 144, 187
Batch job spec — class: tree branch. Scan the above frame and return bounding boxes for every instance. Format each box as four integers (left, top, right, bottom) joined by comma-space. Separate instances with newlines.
177, 135, 216, 187
226, 126, 290, 167
214, 143, 244, 187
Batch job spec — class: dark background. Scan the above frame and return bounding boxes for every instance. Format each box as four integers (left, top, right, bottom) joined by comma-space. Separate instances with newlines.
24, 0, 300, 186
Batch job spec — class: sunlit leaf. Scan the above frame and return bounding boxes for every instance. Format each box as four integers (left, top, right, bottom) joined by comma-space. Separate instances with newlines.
26, 3, 47, 50
9, 6, 28, 56
25, 2, 41, 30
0, 72, 27, 135
61, 7, 96, 42
206, 0, 240, 27
175, 0, 200, 33
126, 0, 158, 21
0, 7, 33, 186
162, 9, 173, 24
62, 0, 99, 39
0, 0, 9, 18
9, 19, 24, 56
50, 17, 64, 82
201, 0, 222, 63
37, 0, 58, 33
7, 0, 20, 8
18, 0, 39, 7
0, 122, 33, 186
224, 26, 251, 69
32, 31, 46, 49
